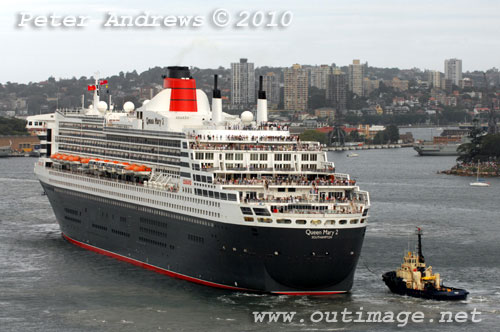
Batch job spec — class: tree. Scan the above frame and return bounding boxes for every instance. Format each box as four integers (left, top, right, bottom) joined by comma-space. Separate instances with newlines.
457, 120, 485, 162
372, 131, 387, 144
346, 91, 368, 110
299, 130, 328, 144
385, 124, 399, 143
346, 130, 360, 142
308, 86, 327, 110
479, 133, 500, 159
0, 117, 28, 135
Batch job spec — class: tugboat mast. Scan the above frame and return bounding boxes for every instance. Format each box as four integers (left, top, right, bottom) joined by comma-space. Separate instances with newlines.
416, 227, 425, 264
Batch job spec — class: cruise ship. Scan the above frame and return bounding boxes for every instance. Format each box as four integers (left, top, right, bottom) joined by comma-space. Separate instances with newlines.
33, 66, 371, 295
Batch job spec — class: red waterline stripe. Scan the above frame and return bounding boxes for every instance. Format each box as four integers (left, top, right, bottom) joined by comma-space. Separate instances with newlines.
272, 291, 346, 296
61, 233, 249, 291
62, 233, 347, 295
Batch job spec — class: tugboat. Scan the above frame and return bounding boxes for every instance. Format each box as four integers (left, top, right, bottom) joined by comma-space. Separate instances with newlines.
382, 228, 469, 301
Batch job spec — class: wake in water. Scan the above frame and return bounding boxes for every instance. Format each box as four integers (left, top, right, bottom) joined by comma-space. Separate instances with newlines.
0, 177, 39, 183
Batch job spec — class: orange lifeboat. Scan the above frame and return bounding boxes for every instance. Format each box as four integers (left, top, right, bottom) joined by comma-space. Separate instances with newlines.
70, 155, 81, 163
125, 164, 137, 170
124, 164, 138, 174
137, 165, 152, 176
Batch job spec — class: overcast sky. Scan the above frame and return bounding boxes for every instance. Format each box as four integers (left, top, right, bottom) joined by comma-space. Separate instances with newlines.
1, 0, 499, 83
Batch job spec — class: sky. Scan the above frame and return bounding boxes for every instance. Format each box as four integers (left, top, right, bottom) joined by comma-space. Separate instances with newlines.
1, 0, 500, 83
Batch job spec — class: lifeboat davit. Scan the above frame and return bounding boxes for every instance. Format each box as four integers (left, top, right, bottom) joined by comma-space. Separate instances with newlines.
69, 155, 81, 164
80, 158, 90, 168
107, 160, 121, 173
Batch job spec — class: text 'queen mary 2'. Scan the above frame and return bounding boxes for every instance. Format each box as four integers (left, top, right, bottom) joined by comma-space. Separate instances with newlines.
33, 66, 370, 295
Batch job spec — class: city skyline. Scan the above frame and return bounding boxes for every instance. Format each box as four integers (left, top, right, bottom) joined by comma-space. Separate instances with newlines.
1, 0, 500, 83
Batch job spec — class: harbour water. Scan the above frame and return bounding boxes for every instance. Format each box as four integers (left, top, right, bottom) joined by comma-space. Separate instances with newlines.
1, 149, 499, 331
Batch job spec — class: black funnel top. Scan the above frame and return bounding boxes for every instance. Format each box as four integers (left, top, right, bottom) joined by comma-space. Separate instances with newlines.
213, 75, 221, 99
166, 66, 191, 79
258, 75, 266, 100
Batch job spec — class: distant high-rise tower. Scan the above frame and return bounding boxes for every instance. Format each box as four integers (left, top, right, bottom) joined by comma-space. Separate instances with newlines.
444, 58, 462, 86
284, 64, 309, 111
326, 69, 347, 112
309, 65, 332, 90
348, 59, 364, 96
427, 70, 442, 89
230, 58, 255, 106
262, 72, 280, 109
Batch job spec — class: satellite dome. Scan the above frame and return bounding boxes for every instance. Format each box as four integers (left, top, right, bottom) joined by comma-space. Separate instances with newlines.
97, 101, 108, 112
142, 99, 150, 106
123, 101, 135, 113
88, 104, 94, 110
241, 111, 253, 124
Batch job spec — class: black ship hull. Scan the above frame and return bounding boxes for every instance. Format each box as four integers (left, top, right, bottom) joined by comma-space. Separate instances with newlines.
382, 271, 468, 301
41, 181, 367, 294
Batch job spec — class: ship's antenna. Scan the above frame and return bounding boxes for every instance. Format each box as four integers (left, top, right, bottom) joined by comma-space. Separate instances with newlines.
93, 71, 100, 111
407, 231, 410, 255
416, 227, 425, 263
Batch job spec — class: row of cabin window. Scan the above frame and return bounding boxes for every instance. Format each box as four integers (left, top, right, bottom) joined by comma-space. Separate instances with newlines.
80, 172, 218, 209
52, 173, 220, 218
194, 188, 237, 201
54, 185, 216, 229
58, 145, 181, 165
194, 153, 318, 162
59, 129, 182, 148
194, 174, 212, 183
243, 217, 365, 225
58, 136, 182, 156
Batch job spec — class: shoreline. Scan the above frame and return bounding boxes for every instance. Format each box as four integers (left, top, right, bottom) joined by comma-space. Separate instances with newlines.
439, 162, 500, 177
